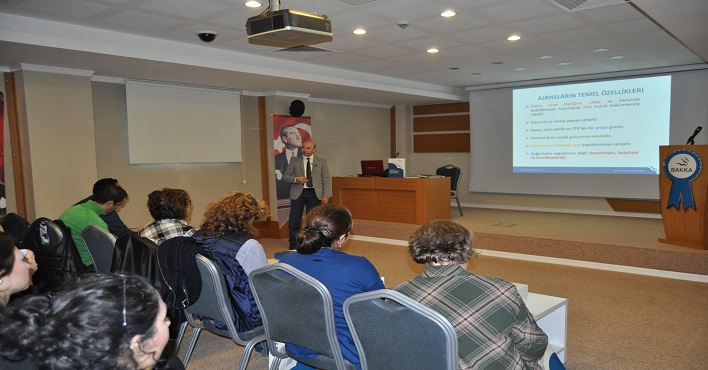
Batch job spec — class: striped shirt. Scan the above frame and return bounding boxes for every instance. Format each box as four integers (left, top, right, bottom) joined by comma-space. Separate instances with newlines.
394, 264, 548, 370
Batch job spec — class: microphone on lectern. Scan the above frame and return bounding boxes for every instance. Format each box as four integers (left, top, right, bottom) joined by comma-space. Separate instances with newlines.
686, 126, 702, 145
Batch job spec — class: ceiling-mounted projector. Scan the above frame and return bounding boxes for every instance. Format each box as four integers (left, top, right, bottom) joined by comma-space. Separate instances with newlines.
246, 9, 332, 47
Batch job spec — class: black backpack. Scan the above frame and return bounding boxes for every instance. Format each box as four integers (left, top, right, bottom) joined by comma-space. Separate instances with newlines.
22, 218, 87, 294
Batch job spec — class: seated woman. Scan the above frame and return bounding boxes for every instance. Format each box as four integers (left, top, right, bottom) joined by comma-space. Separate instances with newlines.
278, 203, 385, 370
191, 191, 269, 332
0, 232, 36, 307
0, 274, 181, 370
393, 220, 548, 370
140, 188, 195, 245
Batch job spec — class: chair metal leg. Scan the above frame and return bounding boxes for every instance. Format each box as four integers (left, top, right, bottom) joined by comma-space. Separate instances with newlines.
455, 196, 463, 216
173, 321, 188, 356
237, 335, 267, 370
182, 327, 202, 367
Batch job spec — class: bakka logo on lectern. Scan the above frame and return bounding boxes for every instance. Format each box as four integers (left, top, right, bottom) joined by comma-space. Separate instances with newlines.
664, 149, 702, 210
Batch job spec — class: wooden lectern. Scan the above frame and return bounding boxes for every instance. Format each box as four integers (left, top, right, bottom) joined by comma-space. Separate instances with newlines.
658, 145, 708, 249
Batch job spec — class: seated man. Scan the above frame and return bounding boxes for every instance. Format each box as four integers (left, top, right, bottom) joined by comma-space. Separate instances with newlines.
393, 220, 548, 370
60, 183, 128, 267
75, 178, 137, 237
140, 188, 195, 245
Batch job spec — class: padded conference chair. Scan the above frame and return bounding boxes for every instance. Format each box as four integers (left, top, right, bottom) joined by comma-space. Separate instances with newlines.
343, 290, 458, 370
81, 225, 117, 273
249, 263, 356, 370
176, 254, 266, 369
436, 164, 463, 216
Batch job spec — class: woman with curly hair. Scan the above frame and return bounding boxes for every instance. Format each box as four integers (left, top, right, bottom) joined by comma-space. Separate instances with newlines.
393, 220, 547, 370
140, 188, 195, 245
0, 274, 178, 370
191, 191, 269, 332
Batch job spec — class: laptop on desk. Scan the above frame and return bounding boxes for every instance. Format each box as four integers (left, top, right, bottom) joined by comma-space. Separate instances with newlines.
360, 160, 386, 177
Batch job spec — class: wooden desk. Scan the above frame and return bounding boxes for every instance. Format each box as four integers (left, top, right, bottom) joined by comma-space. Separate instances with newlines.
332, 176, 450, 224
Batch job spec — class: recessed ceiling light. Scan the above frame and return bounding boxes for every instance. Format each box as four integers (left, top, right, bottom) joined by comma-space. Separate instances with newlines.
353, 28, 366, 35
492, 61, 504, 65
427, 48, 439, 54
594, 48, 609, 52
558, 62, 571, 66
244, 1, 261, 7
507, 35, 521, 41
513, 67, 525, 71
448, 67, 460, 70
539, 55, 552, 59
440, 10, 456, 17
610, 55, 625, 59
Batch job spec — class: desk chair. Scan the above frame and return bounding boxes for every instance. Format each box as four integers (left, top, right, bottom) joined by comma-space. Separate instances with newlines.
249, 263, 356, 370
343, 289, 458, 370
81, 225, 117, 273
436, 164, 463, 216
176, 254, 265, 369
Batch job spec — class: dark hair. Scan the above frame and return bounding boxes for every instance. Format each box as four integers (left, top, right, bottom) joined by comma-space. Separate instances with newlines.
0, 274, 162, 369
92, 184, 128, 204
408, 220, 476, 264
92, 178, 119, 195
0, 234, 15, 280
200, 192, 269, 238
147, 188, 190, 221
296, 204, 352, 255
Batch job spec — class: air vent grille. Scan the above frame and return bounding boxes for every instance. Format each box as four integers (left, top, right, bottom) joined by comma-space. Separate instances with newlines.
250, 14, 286, 33
550, 0, 627, 12
270, 45, 341, 58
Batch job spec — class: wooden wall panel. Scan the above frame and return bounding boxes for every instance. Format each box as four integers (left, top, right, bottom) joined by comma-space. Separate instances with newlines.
414, 115, 469, 132
413, 102, 468, 115
414, 133, 469, 153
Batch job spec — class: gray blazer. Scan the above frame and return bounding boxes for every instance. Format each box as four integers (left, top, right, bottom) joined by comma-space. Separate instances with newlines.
282, 155, 331, 201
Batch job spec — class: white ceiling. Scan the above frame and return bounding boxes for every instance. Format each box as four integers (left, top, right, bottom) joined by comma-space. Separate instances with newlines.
0, 0, 706, 106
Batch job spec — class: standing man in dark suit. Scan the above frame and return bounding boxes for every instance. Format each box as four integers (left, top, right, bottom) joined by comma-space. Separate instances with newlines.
274, 125, 303, 200
282, 140, 331, 249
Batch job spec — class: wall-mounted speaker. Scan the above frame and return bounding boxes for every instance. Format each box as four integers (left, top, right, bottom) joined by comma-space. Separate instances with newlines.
289, 100, 305, 117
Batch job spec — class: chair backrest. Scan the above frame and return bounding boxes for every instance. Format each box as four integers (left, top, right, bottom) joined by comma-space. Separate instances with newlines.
343, 289, 459, 370
436, 164, 462, 191
249, 263, 350, 370
81, 225, 117, 273
111, 234, 166, 297
185, 254, 261, 343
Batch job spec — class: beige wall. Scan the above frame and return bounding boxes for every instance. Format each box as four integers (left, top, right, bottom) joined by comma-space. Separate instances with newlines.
20, 71, 98, 220
8, 69, 620, 226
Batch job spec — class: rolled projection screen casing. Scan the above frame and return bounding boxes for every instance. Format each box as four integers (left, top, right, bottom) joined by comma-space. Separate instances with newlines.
126, 80, 242, 164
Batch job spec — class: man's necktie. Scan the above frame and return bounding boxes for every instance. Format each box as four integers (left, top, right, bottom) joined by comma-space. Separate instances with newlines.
306, 158, 313, 188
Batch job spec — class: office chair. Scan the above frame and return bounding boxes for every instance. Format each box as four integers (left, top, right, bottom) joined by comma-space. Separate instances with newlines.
249, 263, 356, 370
343, 289, 458, 370
436, 164, 463, 216
81, 225, 117, 273
176, 254, 266, 369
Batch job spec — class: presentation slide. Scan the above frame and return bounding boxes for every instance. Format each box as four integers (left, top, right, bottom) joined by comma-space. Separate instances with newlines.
469, 69, 708, 199
512, 76, 671, 174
